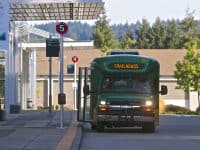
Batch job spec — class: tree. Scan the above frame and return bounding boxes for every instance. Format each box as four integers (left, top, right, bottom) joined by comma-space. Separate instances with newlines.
71, 32, 78, 40
119, 28, 136, 49
135, 19, 153, 49
174, 41, 200, 107
164, 19, 180, 48
179, 8, 200, 48
151, 17, 166, 48
92, 14, 116, 54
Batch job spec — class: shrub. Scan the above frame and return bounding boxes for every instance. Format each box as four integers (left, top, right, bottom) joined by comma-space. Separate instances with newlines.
55, 105, 59, 110
165, 104, 198, 115
37, 105, 54, 110
64, 106, 71, 110
196, 106, 200, 112
37, 106, 49, 110
159, 99, 165, 114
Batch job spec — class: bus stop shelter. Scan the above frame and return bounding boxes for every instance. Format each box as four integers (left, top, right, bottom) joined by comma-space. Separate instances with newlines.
0, 0, 104, 113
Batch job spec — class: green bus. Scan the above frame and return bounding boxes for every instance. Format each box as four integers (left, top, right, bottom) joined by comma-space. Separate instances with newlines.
81, 51, 167, 132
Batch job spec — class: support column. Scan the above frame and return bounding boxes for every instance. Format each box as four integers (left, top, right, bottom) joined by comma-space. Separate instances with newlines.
47, 78, 54, 110
189, 91, 199, 111
5, 49, 11, 113
13, 23, 19, 106
5, 22, 19, 113
21, 49, 29, 110
19, 47, 23, 109
29, 49, 36, 109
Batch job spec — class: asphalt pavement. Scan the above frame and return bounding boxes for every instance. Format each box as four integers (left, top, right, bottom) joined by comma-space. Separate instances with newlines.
0, 110, 82, 150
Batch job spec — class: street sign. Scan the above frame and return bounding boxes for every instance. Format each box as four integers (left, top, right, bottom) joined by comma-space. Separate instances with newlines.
58, 93, 66, 105
46, 38, 60, 57
67, 64, 74, 74
56, 22, 68, 36
72, 56, 79, 63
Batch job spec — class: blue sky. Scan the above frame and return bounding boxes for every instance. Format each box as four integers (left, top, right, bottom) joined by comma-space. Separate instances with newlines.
104, 0, 200, 24
30, 0, 200, 25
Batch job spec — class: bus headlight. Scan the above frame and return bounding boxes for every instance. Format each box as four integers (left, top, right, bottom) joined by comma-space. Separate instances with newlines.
100, 100, 106, 105
145, 100, 153, 106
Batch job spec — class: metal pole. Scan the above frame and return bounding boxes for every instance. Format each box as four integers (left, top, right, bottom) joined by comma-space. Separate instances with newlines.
83, 67, 88, 122
49, 57, 52, 114
73, 63, 77, 110
77, 67, 82, 121
59, 36, 64, 128
48, 32, 53, 115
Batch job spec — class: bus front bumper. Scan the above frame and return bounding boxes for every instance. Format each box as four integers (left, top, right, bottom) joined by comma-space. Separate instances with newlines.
97, 115, 154, 122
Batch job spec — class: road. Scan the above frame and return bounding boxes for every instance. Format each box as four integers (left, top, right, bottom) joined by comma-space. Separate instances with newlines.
80, 115, 200, 150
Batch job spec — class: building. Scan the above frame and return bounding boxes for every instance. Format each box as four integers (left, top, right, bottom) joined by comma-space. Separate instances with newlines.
2, 44, 199, 111
31, 46, 199, 111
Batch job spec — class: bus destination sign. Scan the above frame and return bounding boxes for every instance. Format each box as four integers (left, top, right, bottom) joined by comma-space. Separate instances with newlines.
111, 63, 142, 69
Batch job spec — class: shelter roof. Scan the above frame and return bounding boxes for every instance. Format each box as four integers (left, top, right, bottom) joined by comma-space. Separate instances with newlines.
9, 0, 104, 21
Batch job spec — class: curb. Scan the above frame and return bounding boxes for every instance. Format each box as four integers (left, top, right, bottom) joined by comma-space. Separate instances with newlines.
56, 122, 83, 150
70, 123, 83, 150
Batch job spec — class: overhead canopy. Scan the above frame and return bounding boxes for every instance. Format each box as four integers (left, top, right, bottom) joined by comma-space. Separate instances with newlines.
9, 0, 104, 21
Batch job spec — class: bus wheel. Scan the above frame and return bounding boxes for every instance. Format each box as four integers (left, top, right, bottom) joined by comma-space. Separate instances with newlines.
142, 123, 155, 133
96, 123, 104, 132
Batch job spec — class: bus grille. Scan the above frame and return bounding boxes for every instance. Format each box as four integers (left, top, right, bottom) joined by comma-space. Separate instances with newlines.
109, 100, 145, 106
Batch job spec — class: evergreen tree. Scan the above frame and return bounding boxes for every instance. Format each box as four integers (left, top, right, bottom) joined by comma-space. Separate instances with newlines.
135, 19, 153, 49
119, 28, 136, 49
151, 17, 166, 48
112, 23, 125, 41
92, 14, 116, 53
164, 19, 180, 48
111, 23, 138, 41
179, 8, 200, 48
71, 32, 78, 40
32, 12, 200, 49
67, 22, 92, 40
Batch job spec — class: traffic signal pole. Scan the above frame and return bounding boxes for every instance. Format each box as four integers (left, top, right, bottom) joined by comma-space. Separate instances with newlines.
49, 57, 52, 115
59, 36, 64, 128
72, 56, 79, 110
73, 62, 77, 110
56, 22, 68, 129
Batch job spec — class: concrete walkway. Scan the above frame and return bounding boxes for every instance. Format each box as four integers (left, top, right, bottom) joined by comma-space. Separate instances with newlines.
0, 110, 81, 150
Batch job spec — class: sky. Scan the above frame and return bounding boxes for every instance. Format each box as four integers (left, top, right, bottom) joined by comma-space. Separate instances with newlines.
30, 0, 200, 25
104, 0, 200, 25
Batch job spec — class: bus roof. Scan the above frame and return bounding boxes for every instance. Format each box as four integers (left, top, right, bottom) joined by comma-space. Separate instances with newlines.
92, 54, 158, 64
91, 55, 159, 73
109, 50, 139, 55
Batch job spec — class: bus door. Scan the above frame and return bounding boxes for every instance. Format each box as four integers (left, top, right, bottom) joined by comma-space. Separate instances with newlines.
77, 67, 92, 123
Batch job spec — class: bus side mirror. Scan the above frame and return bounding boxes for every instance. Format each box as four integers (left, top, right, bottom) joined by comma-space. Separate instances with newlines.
160, 85, 168, 95
83, 84, 90, 96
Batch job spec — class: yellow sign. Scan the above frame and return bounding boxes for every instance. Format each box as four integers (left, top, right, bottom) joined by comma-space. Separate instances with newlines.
112, 63, 142, 69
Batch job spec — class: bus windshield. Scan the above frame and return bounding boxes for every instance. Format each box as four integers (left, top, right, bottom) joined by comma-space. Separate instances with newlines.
101, 77, 152, 94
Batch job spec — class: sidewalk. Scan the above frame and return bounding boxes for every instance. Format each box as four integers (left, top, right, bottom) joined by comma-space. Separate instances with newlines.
0, 110, 81, 150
